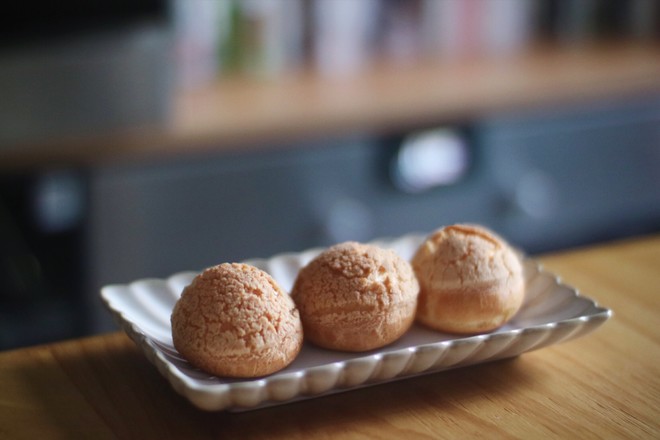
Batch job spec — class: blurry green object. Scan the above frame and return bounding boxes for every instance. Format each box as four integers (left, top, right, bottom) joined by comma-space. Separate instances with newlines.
220, 0, 243, 73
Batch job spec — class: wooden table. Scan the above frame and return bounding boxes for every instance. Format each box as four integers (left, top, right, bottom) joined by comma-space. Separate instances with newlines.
1, 235, 658, 439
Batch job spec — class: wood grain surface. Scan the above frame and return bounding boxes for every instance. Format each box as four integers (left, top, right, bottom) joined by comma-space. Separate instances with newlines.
1, 234, 658, 439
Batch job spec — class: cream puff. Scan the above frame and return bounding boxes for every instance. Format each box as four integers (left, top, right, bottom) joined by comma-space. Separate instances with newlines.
171, 263, 303, 378
412, 224, 525, 334
291, 242, 419, 352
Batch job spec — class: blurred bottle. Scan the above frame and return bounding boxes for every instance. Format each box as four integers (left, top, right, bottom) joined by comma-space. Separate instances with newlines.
377, 0, 424, 65
421, 0, 474, 60
312, 0, 380, 77
173, 0, 229, 89
480, 0, 538, 58
626, 0, 659, 41
422, 0, 537, 61
236, 0, 305, 77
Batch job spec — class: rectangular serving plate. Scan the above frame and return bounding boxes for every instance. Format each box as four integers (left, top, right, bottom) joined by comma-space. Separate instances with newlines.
100, 233, 611, 411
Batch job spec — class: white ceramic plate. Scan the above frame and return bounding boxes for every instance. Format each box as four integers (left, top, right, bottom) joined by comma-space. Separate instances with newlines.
100, 234, 611, 411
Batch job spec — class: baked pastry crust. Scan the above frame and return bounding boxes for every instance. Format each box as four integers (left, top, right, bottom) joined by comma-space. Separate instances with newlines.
291, 242, 419, 352
171, 263, 303, 378
412, 224, 525, 334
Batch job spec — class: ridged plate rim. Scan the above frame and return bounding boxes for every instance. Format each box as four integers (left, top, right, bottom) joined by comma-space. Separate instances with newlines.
100, 233, 612, 411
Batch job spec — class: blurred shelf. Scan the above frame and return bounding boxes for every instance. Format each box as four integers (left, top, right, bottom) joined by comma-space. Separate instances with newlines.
3, 41, 660, 170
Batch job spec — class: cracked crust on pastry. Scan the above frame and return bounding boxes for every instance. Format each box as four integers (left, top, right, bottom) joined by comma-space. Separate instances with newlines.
171, 263, 303, 378
291, 242, 419, 352
412, 224, 525, 334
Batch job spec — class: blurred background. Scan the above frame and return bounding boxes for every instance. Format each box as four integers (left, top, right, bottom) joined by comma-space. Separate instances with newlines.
0, 0, 659, 350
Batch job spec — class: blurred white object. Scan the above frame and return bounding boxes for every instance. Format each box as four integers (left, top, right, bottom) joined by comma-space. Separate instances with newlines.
392, 128, 470, 193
